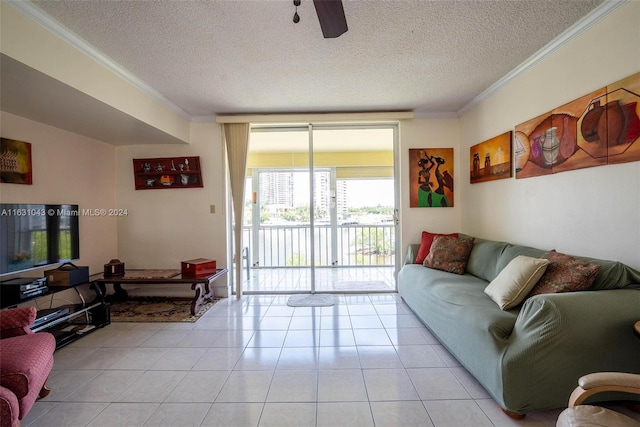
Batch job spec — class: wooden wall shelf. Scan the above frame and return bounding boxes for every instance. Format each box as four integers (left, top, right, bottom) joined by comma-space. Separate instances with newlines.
133, 156, 203, 190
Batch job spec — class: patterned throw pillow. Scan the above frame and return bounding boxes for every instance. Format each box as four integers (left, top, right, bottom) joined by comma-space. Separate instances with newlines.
527, 250, 601, 297
423, 236, 474, 275
414, 231, 459, 264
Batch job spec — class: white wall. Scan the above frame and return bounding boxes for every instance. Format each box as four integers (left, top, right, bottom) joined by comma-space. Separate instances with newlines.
1, 111, 117, 306
114, 121, 229, 296
458, 2, 640, 269
399, 118, 461, 256
1, 112, 118, 276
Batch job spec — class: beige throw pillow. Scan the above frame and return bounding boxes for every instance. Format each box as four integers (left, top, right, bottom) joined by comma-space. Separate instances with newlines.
484, 255, 550, 310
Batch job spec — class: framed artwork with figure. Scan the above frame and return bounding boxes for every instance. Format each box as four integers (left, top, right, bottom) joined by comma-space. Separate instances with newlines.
409, 148, 454, 207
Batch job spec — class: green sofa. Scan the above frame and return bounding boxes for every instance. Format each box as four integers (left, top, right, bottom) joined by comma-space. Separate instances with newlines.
398, 235, 640, 415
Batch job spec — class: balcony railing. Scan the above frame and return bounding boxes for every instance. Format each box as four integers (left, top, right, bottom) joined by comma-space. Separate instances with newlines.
241, 223, 395, 268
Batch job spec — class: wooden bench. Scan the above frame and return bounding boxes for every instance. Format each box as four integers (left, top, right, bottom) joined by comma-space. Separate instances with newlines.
95, 268, 227, 315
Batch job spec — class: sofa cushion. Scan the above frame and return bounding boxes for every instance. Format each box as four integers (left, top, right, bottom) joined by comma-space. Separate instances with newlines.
465, 237, 510, 281
398, 265, 518, 339
424, 236, 474, 275
528, 250, 601, 297
414, 231, 458, 264
496, 244, 546, 275
576, 257, 640, 291
484, 255, 550, 310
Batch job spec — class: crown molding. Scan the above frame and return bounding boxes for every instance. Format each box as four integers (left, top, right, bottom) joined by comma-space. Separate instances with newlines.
6, 0, 191, 121
412, 111, 459, 120
457, 0, 628, 116
191, 115, 217, 123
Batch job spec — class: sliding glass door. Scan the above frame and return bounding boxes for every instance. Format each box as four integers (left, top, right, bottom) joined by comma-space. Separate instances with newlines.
311, 126, 396, 293
239, 123, 397, 294
244, 127, 312, 293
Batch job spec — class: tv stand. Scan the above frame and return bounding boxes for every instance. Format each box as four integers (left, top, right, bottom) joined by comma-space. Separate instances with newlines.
1, 274, 110, 350
32, 306, 71, 328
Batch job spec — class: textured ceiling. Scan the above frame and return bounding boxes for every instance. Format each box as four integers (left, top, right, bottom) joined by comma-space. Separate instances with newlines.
30, 0, 603, 118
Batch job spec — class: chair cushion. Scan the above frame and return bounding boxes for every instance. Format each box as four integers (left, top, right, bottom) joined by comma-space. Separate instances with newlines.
0, 307, 36, 339
0, 385, 19, 427
557, 405, 640, 427
0, 333, 55, 399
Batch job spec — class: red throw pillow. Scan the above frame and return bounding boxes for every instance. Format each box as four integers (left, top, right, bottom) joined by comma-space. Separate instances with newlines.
414, 231, 458, 264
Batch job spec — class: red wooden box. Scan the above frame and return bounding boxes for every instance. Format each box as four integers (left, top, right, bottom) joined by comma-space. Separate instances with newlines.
181, 258, 216, 277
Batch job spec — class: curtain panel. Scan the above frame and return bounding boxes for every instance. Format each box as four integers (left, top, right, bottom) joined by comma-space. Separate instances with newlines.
224, 122, 250, 299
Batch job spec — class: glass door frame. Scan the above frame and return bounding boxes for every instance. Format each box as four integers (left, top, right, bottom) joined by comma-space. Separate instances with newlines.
228, 121, 400, 296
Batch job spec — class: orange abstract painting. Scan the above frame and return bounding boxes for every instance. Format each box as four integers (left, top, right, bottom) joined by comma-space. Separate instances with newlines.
470, 131, 512, 184
409, 148, 454, 207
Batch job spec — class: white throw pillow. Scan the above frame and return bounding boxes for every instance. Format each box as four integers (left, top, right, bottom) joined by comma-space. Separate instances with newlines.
484, 255, 550, 310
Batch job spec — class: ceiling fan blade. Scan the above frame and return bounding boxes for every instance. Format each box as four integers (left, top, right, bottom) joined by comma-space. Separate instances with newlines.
313, 0, 348, 38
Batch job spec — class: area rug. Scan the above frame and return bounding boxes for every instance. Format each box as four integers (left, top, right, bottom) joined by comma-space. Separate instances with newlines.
287, 294, 336, 307
109, 297, 218, 323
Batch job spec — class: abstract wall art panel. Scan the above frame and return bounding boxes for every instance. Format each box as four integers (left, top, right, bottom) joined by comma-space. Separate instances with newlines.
515, 72, 640, 179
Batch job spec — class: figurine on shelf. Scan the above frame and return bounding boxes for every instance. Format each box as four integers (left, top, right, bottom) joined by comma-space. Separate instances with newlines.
155, 163, 165, 172
178, 163, 185, 171
142, 162, 151, 172
170, 160, 176, 171
160, 175, 174, 186
184, 159, 190, 171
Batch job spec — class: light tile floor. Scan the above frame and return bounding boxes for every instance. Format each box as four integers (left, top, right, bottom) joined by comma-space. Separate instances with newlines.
242, 267, 396, 293
24, 294, 640, 426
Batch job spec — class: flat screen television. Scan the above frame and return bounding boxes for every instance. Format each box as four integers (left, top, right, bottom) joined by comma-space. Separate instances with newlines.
0, 204, 80, 276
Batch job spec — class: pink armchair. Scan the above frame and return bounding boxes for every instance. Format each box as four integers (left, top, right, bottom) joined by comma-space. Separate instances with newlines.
0, 307, 56, 427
